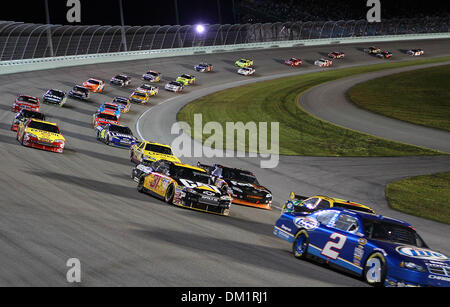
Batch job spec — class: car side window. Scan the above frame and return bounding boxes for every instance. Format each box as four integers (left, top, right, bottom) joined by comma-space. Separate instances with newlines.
316, 199, 331, 211
315, 210, 338, 226
138, 142, 145, 150
334, 214, 360, 234
302, 198, 319, 210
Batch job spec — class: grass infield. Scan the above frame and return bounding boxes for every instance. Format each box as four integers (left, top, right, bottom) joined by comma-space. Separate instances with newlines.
348, 64, 450, 132
178, 56, 450, 156
386, 172, 450, 225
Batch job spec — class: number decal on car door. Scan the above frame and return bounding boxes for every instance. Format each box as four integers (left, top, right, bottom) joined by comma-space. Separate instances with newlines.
321, 233, 347, 260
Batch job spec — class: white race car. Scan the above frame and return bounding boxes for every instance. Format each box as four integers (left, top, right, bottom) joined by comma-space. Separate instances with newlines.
165, 81, 184, 93
407, 49, 424, 56
137, 84, 159, 96
238, 67, 256, 76
314, 59, 333, 67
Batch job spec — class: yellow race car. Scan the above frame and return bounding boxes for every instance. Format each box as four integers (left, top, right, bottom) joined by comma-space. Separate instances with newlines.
282, 193, 375, 215
137, 160, 232, 216
130, 141, 181, 164
235, 59, 254, 68
176, 74, 196, 86
17, 118, 66, 153
129, 90, 150, 104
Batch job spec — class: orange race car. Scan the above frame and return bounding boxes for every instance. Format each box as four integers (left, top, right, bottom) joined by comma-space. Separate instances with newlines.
83, 78, 105, 93
199, 163, 273, 210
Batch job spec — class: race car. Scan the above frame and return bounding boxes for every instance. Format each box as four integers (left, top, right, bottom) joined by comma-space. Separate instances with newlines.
407, 49, 424, 56
365, 46, 382, 54
96, 124, 137, 148
17, 118, 65, 153
112, 97, 131, 113
13, 95, 40, 113
42, 89, 67, 106
328, 51, 345, 59
235, 59, 254, 68
68, 85, 90, 101
142, 70, 162, 83
284, 58, 303, 67
199, 163, 272, 210
273, 208, 450, 287
82, 78, 105, 93
281, 193, 376, 215
376, 51, 393, 59
110, 74, 131, 87
137, 84, 159, 96
314, 59, 333, 67
92, 111, 120, 128
98, 102, 121, 118
176, 74, 196, 86
165, 81, 184, 93
11, 109, 45, 132
194, 63, 213, 72
131, 161, 155, 183
129, 90, 150, 104
237, 67, 256, 76
130, 140, 180, 164
137, 160, 232, 216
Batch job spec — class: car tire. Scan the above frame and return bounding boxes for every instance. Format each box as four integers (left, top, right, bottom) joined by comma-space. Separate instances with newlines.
165, 184, 175, 204
292, 230, 309, 259
137, 178, 145, 193
363, 252, 387, 287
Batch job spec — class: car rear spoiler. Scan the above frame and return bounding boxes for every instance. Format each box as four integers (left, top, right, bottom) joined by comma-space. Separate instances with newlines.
197, 162, 216, 174
289, 192, 308, 202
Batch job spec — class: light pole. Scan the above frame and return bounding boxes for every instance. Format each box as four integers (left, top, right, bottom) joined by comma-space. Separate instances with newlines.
44, 0, 54, 57
119, 0, 128, 51
217, 0, 222, 24
174, 0, 180, 25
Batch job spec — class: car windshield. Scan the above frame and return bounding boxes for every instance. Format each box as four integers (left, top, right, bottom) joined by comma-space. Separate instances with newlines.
181, 75, 191, 79
18, 96, 38, 104
140, 85, 152, 90
88, 79, 100, 85
49, 90, 64, 97
115, 75, 127, 80
113, 97, 128, 104
134, 92, 146, 98
145, 144, 173, 155
98, 113, 118, 121
104, 104, 119, 111
20, 110, 45, 120
170, 82, 181, 86
170, 165, 211, 184
28, 121, 60, 134
362, 219, 427, 247
222, 167, 259, 184
147, 71, 158, 76
109, 125, 132, 135
74, 86, 88, 93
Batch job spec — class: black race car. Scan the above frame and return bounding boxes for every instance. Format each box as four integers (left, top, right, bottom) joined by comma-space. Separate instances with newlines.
43, 89, 67, 106
68, 85, 90, 100
11, 109, 45, 132
110, 74, 131, 87
198, 163, 273, 210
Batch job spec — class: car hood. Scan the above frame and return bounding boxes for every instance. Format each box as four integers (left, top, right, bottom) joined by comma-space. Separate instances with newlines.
26, 128, 65, 142
226, 180, 270, 194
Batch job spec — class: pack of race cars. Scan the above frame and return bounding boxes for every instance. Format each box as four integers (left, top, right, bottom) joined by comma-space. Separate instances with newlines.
9, 46, 445, 288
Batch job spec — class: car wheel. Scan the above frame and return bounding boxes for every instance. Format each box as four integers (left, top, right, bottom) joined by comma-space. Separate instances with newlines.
363, 252, 387, 287
165, 184, 175, 204
292, 230, 309, 259
137, 178, 145, 193
106, 136, 110, 145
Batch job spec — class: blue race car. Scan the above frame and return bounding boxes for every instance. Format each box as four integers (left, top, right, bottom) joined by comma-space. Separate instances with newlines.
96, 124, 138, 148
98, 102, 121, 118
274, 208, 450, 287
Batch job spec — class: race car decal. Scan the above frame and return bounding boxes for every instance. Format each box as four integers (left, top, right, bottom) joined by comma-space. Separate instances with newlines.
293, 217, 320, 231
396, 246, 449, 261
179, 179, 221, 194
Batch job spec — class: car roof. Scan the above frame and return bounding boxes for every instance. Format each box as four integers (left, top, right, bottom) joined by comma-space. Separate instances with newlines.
141, 140, 172, 149
324, 207, 411, 226
172, 162, 206, 173
29, 118, 58, 126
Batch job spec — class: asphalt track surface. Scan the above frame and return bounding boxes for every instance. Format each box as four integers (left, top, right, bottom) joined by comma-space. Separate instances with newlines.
1, 38, 450, 286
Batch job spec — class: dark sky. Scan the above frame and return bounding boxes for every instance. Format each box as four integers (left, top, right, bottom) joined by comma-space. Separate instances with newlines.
0, 0, 236, 26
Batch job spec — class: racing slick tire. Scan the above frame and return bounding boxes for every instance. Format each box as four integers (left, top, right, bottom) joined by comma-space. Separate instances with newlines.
137, 178, 145, 193
106, 136, 110, 145
363, 252, 388, 287
165, 184, 175, 205
292, 230, 309, 259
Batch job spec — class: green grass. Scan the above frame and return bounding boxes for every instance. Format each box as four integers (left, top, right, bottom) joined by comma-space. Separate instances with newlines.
178, 56, 450, 156
348, 65, 450, 132
386, 173, 450, 224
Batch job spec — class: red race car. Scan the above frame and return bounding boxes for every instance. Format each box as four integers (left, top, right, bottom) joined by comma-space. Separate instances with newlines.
328, 51, 345, 59
13, 95, 40, 113
284, 58, 303, 67
376, 51, 393, 59
92, 111, 120, 128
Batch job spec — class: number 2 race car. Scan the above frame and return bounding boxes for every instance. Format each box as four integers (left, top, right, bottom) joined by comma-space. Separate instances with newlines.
199, 163, 272, 210
137, 160, 232, 216
17, 119, 66, 153
274, 208, 450, 287
13, 95, 40, 113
